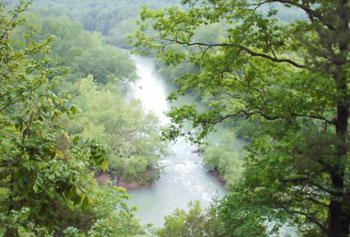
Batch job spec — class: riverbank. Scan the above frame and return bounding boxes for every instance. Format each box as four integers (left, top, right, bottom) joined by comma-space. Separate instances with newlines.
95, 173, 154, 190
117, 180, 152, 190
95, 173, 113, 185
191, 148, 227, 185
207, 169, 226, 185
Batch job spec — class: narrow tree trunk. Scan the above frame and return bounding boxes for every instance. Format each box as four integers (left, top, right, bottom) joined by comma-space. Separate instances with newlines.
328, 74, 348, 236
328, 3, 349, 230
343, 191, 350, 236
328, 168, 345, 237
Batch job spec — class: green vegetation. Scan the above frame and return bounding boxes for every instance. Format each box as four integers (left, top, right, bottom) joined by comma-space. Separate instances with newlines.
2, 0, 350, 236
0, 2, 143, 236
11, 10, 165, 185
62, 77, 165, 184
12, 13, 136, 84
0, 1, 166, 235
157, 201, 223, 237
204, 131, 244, 187
6, 0, 182, 48
134, 0, 350, 236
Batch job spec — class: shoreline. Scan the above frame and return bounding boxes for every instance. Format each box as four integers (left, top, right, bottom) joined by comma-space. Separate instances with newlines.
207, 169, 226, 185
95, 173, 153, 190
116, 180, 152, 190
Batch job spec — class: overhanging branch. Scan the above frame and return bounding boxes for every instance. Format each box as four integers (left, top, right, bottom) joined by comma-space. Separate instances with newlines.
263, 0, 336, 30
162, 38, 307, 68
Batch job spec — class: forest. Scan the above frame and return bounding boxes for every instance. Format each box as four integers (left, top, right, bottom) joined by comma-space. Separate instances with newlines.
0, 0, 349, 237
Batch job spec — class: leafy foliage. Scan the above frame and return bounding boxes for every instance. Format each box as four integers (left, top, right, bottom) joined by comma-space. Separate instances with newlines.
157, 201, 223, 237
13, 13, 136, 84
133, 0, 350, 236
204, 131, 244, 187
1, 0, 101, 233
0, 1, 143, 236
61, 77, 166, 184
7, 0, 182, 36
11, 10, 165, 184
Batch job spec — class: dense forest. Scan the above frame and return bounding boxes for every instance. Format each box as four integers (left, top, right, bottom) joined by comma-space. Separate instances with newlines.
1, 0, 349, 237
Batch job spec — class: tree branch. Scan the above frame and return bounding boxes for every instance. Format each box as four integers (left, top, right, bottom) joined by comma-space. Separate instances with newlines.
292, 112, 335, 125
265, 0, 336, 30
162, 38, 307, 68
286, 209, 329, 234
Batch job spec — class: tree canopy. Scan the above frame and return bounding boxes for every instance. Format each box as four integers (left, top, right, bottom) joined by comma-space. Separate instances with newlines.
0, 2, 148, 235
133, 0, 350, 236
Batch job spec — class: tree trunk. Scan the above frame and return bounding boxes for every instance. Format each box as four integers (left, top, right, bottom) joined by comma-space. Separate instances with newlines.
328, 3, 349, 231
328, 73, 348, 236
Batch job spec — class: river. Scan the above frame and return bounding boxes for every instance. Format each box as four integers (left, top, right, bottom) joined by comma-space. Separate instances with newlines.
125, 55, 297, 236
126, 55, 228, 227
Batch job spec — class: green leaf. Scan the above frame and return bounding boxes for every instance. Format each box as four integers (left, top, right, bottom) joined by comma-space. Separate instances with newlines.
82, 197, 89, 211
33, 183, 38, 193
56, 150, 64, 159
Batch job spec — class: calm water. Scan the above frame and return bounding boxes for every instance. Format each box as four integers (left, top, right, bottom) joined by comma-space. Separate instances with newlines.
126, 56, 228, 227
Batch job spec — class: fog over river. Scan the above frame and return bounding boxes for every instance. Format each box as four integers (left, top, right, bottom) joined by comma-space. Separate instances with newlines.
126, 55, 228, 227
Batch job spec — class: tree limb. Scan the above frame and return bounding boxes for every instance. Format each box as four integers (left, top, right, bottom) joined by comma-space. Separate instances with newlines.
162, 38, 307, 68
286, 209, 329, 234
264, 0, 336, 30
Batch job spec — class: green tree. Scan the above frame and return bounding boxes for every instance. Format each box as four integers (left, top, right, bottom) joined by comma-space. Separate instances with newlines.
0, 2, 142, 236
12, 13, 136, 85
134, 0, 350, 236
12, 14, 101, 66
86, 186, 143, 237
204, 131, 244, 187
107, 17, 138, 48
71, 46, 136, 84
61, 77, 166, 184
157, 201, 223, 237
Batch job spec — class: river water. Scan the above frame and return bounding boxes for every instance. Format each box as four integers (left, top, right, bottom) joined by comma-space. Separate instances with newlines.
126, 55, 297, 236
126, 56, 228, 227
